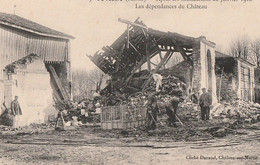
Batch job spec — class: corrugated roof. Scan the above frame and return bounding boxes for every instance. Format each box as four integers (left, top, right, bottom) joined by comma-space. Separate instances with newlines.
0, 12, 74, 39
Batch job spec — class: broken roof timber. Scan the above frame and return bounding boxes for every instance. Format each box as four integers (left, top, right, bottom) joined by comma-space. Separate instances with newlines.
118, 18, 148, 30
90, 18, 212, 78
216, 51, 256, 67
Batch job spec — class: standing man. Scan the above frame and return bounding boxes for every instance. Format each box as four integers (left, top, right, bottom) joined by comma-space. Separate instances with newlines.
11, 96, 23, 128
199, 88, 212, 120
146, 93, 159, 130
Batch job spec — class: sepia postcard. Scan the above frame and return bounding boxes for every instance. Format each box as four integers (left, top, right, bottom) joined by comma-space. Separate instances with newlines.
0, 0, 259, 164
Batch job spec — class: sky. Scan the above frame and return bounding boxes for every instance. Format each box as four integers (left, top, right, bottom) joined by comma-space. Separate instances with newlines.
0, 0, 259, 71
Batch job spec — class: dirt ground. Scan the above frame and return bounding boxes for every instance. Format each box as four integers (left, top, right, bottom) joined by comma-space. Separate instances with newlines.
0, 120, 259, 165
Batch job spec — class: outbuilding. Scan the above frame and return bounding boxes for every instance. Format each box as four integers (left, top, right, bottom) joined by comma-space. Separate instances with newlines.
0, 13, 74, 125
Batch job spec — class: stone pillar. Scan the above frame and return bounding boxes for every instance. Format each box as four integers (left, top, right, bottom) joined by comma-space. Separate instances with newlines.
192, 36, 217, 104
192, 43, 201, 93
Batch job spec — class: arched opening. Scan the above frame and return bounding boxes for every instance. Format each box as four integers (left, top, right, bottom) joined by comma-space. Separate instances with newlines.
207, 50, 212, 94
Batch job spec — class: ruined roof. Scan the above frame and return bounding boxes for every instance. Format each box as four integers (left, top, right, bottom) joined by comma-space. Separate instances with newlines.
0, 12, 74, 39
215, 51, 233, 58
89, 18, 204, 77
4, 54, 40, 73
216, 51, 255, 67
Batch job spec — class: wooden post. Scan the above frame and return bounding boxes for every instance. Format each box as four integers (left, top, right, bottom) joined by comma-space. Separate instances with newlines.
125, 50, 159, 85
218, 67, 224, 102
48, 65, 69, 101
158, 51, 165, 69
146, 42, 151, 72
142, 51, 172, 90
126, 24, 130, 49
110, 107, 113, 129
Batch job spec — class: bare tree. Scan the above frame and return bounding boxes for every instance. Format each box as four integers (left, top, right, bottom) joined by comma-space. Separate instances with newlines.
228, 35, 250, 60
250, 38, 260, 67
72, 68, 108, 101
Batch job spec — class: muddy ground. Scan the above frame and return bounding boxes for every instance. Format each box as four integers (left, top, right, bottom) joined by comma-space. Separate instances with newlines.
0, 118, 259, 165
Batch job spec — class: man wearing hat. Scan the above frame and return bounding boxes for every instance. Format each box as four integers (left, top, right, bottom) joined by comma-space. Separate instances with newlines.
199, 88, 212, 120
11, 96, 23, 128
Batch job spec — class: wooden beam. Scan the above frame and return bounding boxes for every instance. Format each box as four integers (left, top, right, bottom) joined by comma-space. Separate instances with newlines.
48, 65, 70, 101
118, 18, 148, 30
142, 51, 172, 90
125, 50, 159, 85
129, 42, 142, 57
146, 43, 151, 72
141, 28, 147, 39
164, 52, 174, 66
171, 39, 188, 60
126, 24, 130, 49
158, 51, 165, 69
159, 51, 163, 60
159, 49, 177, 52
125, 58, 146, 84
150, 61, 158, 67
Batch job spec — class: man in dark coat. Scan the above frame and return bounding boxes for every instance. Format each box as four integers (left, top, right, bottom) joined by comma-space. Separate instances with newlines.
199, 88, 212, 120
11, 96, 22, 127
146, 93, 159, 130
164, 96, 184, 127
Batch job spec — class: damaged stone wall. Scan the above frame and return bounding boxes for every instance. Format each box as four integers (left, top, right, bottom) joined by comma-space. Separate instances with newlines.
4, 59, 55, 126
216, 57, 255, 102
216, 73, 238, 101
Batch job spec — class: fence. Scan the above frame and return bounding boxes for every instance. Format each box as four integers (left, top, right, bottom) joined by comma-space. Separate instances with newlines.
100, 105, 147, 129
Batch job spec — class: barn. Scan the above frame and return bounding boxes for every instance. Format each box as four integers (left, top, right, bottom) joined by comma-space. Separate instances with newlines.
0, 13, 73, 125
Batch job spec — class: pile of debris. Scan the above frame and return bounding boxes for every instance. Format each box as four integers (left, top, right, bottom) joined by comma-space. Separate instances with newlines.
101, 70, 187, 107
53, 99, 101, 127
178, 102, 200, 121
211, 99, 260, 123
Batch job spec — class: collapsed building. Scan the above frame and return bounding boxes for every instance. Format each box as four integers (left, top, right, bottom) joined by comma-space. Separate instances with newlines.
0, 13, 73, 125
89, 18, 218, 104
215, 51, 256, 102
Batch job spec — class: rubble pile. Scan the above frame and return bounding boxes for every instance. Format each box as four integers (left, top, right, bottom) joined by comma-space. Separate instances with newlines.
102, 71, 187, 107
53, 99, 101, 126
178, 102, 200, 121
145, 75, 185, 94
211, 99, 260, 122
0, 123, 53, 135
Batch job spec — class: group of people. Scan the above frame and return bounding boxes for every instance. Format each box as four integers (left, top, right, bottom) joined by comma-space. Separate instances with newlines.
3, 88, 212, 130
146, 88, 212, 130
